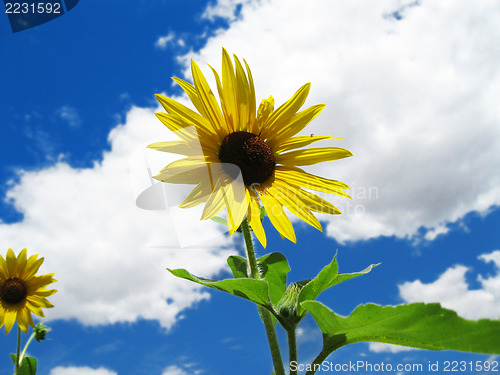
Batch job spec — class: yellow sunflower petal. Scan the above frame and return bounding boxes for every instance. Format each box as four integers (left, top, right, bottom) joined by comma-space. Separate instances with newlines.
233, 55, 251, 132
243, 58, 257, 131
276, 147, 353, 166
247, 190, 266, 248
0, 254, 7, 281
255, 96, 274, 135
275, 166, 350, 197
6, 249, 17, 277
268, 104, 326, 147
226, 184, 250, 235
147, 140, 204, 157
201, 185, 227, 221
171, 77, 210, 123
153, 157, 215, 184
26, 273, 56, 292
260, 83, 310, 140
179, 182, 211, 208
16, 307, 31, 333
257, 188, 296, 243
27, 295, 54, 309
273, 135, 339, 153
24, 256, 44, 280
4, 310, 17, 334
191, 60, 226, 138
266, 186, 322, 231
25, 300, 45, 317
16, 249, 28, 278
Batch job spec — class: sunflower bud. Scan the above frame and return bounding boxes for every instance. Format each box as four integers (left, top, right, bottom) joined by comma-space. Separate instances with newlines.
276, 283, 302, 325
34, 322, 50, 342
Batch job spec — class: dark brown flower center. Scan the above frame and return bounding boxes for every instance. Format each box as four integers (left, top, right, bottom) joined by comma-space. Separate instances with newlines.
218, 131, 275, 186
0, 277, 27, 305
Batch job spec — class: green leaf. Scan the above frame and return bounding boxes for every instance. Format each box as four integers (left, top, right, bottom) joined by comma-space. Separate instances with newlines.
297, 255, 377, 316
227, 256, 248, 278
227, 253, 290, 307
10, 355, 37, 375
257, 253, 290, 307
168, 268, 271, 307
302, 301, 500, 355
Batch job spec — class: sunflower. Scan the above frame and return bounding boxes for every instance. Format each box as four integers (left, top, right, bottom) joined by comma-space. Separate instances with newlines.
0, 248, 56, 334
148, 48, 352, 247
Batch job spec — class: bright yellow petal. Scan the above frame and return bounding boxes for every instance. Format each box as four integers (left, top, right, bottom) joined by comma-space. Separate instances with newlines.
155, 94, 218, 137
23, 256, 44, 281
0, 254, 7, 281
233, 55, 251, 132
268, 104, 326, 147
200, 185, 227, 221
153, 157, 214, 184
4, 310, 17, 334
226, 184, 250, 235
26, 273, 56, 292
27, 295, 54, 309
6, 249, 16, 277
265, 186, 322, 231
274, 166, 350, 197
260, 83, 310, 140
243, 58, 257, 132
276, 147, 353, 166
254, 96, 275, 135
147, 140, 204, 157
273, 136, 339, 153
17, 307, 30, 333
179, 183, 211, 208
247, 190, 266, 248
257, 188, 296, 243
191, 60, 226, 138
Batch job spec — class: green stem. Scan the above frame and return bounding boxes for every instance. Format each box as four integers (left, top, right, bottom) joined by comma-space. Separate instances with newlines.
240, 219, 285, 375
15, 327, 21, 375
305, 347, 332, 375
287, 324, 298, 375
19, 331, 36, 364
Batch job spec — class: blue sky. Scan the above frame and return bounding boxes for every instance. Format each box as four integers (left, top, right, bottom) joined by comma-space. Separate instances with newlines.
1, 1, 500, 374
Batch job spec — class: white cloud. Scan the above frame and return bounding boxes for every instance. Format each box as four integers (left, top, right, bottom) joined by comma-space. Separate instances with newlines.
50, 367, 117, 375
155, 32, 177, 49
162, 365, 188, 375
1, 104, 236, 329
183, 0, 500, 243
369, 342, 414, 353
56, 105, 82, 128
399, 250, 500, 320
201, 0, 253, 21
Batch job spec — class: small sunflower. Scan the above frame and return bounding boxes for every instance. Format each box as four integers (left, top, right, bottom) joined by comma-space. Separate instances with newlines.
149, 48, 352, 247
0, 248, 56, 334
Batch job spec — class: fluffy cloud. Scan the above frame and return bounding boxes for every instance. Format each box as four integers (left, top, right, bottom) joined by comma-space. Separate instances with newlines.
155, 32, 185, 50
50, 367, 117, 375
1, 105, 235, 329
399, 250, 500, 320
162, 365, 189, 375
185, 0, 500, 243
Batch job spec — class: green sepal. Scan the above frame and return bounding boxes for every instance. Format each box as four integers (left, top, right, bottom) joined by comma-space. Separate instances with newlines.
209, 216, 227, 226
168, 268, 271, 308
260, 206, 267, 220
10, 354, 37, 375
302, 301, 500, 356
297, 254, 378, 316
